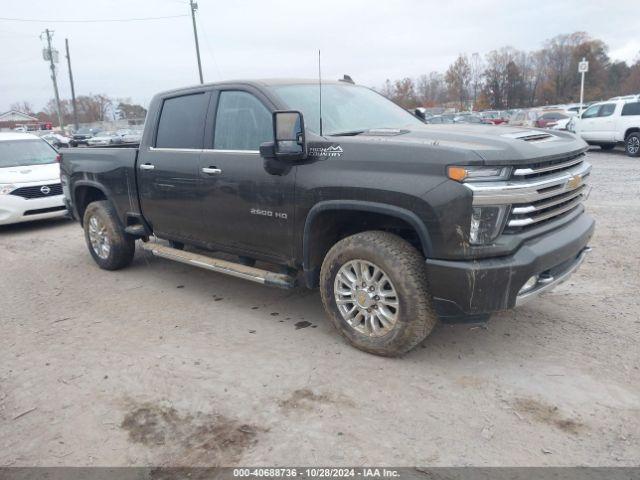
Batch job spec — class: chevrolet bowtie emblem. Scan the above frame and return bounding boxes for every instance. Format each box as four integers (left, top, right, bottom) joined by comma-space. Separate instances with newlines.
567, 175, 582, 190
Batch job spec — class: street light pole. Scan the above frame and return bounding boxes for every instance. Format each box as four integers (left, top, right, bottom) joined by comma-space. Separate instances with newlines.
65, 38, 79, 130
189, 0, 204, 84
42, 29, 64, 130
578, 57, 589, 116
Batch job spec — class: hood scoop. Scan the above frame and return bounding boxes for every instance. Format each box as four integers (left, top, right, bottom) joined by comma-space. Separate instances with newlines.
501, 130, 557, 143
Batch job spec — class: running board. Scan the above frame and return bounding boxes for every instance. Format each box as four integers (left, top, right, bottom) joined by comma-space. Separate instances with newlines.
141, 242, 295, 289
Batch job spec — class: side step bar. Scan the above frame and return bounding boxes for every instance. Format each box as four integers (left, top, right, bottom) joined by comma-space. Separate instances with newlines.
141, 242, 295, 289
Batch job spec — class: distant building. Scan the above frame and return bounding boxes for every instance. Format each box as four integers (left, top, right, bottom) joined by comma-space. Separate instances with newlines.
0, 110, 49, 131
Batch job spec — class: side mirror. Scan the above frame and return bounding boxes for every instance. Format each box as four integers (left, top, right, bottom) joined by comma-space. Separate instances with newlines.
414, 108, 426, 120
260, 110, 306, 161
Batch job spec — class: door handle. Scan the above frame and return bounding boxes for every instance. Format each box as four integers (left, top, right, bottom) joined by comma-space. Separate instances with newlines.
202, 167, 222, 175
139, 163, 155, 170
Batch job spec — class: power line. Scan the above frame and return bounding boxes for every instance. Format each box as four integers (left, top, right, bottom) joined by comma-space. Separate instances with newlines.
0, 14, 188, 23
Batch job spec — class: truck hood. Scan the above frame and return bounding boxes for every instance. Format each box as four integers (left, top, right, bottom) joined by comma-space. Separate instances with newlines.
342, 124, 588, 164
0, 162, 61, 184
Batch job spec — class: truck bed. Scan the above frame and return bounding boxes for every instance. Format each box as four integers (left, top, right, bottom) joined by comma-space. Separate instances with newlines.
61, 146, 141, 225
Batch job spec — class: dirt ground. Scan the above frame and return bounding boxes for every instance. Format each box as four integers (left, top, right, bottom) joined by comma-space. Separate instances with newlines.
1, 147, 639, 467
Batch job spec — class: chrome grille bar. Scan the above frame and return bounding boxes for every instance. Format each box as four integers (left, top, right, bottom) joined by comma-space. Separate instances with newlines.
508, 195, 585, 227
513, 154, 585, 176
466, 161, 591, 206
511, 184, 587, 214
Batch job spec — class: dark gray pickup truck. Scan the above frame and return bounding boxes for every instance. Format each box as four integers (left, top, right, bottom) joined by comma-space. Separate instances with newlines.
60, 78, 594, 356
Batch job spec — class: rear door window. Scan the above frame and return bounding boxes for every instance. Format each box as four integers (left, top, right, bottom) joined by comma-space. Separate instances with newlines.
213, 91, 272, 151
621, 102, 640, 116
155, 93, 209, 149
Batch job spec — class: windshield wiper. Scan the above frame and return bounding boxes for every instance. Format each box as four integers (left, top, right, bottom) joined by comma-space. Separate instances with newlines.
327, 129, 367, 136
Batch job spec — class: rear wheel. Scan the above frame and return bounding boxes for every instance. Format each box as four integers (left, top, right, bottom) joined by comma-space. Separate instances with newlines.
626, 133, 640, 157
320, 231, 438, 356
83, 201, 135, 270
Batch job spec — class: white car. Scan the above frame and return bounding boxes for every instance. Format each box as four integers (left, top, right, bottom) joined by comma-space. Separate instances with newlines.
571, 99, 640, 156
121, 130, 143, 143
87, 132, 123, 146
0, 133, 67, 225
41, 133, 71, 148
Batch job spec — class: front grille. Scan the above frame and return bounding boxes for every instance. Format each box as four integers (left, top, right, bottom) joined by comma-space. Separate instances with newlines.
10, 183, 63, 199
505, 153, 589, 232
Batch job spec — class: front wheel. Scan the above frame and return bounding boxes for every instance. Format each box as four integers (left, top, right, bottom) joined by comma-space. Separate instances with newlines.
626, 133, 640, 157
83, 200, 135, 270
320, 231, 438, 356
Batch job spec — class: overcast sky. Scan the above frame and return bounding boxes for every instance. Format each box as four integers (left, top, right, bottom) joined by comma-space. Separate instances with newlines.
1, 0, 638, 112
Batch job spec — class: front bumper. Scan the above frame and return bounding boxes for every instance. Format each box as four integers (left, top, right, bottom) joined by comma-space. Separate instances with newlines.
426, 211, 595, 317
0, 194, 66, 226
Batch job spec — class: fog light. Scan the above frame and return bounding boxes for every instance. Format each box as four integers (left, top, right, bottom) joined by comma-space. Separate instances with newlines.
519, 275, 539, 294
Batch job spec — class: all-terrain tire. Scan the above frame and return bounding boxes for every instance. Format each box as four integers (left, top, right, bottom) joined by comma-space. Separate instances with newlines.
625, 132, 640, 157
83, 200, 135, 270
320, 231, 438, 356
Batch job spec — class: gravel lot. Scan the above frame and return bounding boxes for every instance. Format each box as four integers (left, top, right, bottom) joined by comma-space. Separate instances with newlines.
1, 148, 639, 467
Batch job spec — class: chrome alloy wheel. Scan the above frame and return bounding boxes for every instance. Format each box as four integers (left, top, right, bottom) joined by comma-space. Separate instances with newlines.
628, 136, 640, 155
88, 215, 111, 260
334, 259, 399, 337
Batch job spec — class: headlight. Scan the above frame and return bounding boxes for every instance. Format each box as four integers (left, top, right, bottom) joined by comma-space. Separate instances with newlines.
0, 184, 17, 195
448, 165, 511, 182
469, 205, 508, 245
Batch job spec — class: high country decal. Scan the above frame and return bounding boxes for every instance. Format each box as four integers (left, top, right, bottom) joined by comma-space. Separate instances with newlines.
308, 145, 343, 157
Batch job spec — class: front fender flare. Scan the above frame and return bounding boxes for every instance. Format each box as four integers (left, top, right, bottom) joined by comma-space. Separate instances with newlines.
302, 200, 433, 286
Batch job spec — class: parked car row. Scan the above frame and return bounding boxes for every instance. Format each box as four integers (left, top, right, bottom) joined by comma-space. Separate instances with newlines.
414, 96, 639, 157
70, 128, 142, 147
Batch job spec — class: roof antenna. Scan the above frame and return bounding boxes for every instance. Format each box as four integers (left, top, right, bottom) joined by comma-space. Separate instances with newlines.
318, 49, 323, 137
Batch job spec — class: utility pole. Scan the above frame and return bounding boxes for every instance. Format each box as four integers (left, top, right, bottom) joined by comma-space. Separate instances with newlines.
189, 0, 204, 84
41, 29, 64, 130
65, 38, 79, 130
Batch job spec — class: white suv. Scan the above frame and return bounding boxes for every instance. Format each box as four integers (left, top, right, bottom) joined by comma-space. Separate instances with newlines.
571, 99, 640, 157
0, 132, 67, 225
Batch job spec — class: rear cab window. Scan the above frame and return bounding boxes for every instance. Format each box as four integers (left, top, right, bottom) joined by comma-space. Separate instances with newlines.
155, 93, 209, 149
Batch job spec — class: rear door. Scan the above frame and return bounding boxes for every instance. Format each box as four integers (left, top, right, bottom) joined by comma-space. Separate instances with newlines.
137, 91, 210, 242
198, 88, 296, 261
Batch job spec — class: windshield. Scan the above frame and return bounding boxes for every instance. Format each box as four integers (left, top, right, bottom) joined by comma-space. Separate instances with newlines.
0, 139, 57, 168
269, 83, 423, 135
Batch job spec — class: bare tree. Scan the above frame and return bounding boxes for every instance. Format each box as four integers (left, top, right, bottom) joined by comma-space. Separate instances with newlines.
445, 54, 471, 109
9, 101, 35, 115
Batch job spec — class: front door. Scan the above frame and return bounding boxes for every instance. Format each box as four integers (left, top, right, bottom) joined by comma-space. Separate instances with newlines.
589, 103, 617, 142
138, 91, 210, 242
576, 104, 601, 141
198, 89, 296, 261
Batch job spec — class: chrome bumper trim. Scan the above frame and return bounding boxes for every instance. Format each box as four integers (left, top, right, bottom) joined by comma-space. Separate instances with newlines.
515, 246, 591, 306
